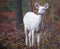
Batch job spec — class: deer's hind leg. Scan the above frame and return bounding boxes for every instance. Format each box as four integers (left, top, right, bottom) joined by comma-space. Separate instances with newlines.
24, 26, 28, 46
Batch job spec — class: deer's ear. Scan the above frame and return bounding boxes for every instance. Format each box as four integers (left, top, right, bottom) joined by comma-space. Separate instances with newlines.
35, 3, 40, 9
44, 3, 49, 9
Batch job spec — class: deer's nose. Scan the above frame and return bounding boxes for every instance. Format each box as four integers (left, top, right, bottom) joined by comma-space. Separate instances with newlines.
38, 13, 42, 15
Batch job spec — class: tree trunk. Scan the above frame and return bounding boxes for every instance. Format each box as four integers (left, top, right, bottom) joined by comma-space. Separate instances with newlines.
14, 0, 23, 41
14, 0, 23, 31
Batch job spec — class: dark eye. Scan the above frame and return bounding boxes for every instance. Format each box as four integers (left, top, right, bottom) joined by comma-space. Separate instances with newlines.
42, 9, 45, 10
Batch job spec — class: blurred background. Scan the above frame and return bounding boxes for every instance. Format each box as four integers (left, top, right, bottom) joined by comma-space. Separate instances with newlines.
0, 0, 60, 49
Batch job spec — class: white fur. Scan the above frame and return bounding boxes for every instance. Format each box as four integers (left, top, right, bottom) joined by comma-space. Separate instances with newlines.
23, 3, 49, 47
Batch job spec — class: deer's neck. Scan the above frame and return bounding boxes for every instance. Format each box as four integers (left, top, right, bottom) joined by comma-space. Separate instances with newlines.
37, 14, 43, 18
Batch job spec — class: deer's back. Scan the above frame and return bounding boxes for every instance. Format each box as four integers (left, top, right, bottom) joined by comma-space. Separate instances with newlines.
23, 12, 42, 31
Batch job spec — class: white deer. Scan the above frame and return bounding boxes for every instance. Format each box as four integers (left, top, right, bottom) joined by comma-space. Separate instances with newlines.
23, 3, 49, 47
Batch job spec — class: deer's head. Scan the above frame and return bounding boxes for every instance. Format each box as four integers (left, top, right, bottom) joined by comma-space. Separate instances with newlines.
35, 3, 49, 14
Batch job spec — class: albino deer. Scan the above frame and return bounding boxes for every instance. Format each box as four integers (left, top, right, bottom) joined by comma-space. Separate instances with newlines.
23, 3, 49, 47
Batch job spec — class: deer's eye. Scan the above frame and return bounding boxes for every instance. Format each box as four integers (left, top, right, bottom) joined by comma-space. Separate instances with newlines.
42, 9, 45, 10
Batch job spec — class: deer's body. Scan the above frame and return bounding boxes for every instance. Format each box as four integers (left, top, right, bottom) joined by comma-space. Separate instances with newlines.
23, 12, 42, 31
23, 3, 49, 47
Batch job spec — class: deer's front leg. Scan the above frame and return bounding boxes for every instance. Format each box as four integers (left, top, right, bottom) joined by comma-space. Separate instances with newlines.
37, 33, 40, 47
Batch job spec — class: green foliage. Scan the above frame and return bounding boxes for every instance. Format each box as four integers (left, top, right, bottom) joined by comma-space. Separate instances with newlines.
4, 0, 15, 11
22, 0, 29, 14
0, 7, 4, 12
